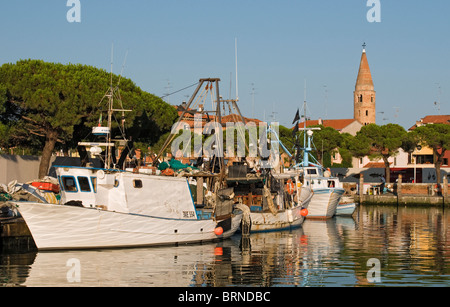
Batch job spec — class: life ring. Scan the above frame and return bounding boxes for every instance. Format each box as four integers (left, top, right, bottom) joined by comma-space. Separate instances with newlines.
286, 179, 295, 195
97, 169, 105, 179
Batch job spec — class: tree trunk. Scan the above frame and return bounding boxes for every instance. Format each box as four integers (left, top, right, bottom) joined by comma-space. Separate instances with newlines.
434, 149, 445, 184
38, 129, 59, 179
383, 155, 391, 183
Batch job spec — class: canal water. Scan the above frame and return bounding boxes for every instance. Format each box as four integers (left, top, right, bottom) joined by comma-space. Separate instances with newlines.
1, 205, 449, 287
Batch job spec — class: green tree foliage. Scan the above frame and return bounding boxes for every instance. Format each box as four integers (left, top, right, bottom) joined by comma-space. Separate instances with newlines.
0, 59, 177, 178
308, 125, 343, 167
350, 123, 407, 183
412, 123, 450, 184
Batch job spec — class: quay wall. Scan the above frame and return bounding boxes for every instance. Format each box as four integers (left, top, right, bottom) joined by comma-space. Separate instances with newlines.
352, 173, 450, 207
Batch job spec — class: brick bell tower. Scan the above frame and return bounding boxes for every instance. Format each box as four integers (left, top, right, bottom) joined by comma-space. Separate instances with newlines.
354, 43, 376, 125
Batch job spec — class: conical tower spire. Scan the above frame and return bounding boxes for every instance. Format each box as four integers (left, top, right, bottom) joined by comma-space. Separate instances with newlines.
354, 43, 376, 125
355, 43, 374, 91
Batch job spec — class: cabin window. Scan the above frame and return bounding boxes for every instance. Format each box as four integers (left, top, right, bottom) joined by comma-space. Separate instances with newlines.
133, 179, 143, 188
78, 176, 91, 192
328, 180, 335, 188
307, 169, 317, 175
62, 176, 78, 192
114, 179, 120, 188
90, 177, 97, 193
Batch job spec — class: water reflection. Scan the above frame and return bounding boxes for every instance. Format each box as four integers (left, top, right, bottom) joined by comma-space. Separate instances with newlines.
1, 205, 450, 286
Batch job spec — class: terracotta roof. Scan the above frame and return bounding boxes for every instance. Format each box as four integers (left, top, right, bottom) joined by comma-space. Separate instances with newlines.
221, 114, 262, 125
408, 115, 450, 130
295, 119, 358, 131
363, 162, 391, 168
175, 106, 261, 128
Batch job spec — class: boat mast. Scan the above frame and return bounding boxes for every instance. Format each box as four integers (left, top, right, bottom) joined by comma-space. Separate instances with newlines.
106, 46, 114, 168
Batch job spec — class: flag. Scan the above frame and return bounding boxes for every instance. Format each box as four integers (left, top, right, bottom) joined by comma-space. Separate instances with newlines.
292, 121, 299, 138
292, 109, 300, 124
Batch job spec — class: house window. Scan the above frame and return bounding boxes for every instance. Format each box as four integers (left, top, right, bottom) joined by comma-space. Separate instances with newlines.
416, 155, 434, 164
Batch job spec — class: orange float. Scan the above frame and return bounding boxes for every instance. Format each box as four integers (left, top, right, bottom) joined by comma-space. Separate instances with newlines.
286, 179, 295, 195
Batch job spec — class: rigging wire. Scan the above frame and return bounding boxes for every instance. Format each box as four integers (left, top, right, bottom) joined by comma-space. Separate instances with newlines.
160, 82, 200, 99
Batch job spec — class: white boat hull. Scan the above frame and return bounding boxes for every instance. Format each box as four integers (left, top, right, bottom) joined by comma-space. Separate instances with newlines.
15, 202, 242, 250
250, 205, 306, 232
249, 186, 313, 232
336, 203, 356, 216
306, 188, 344, 219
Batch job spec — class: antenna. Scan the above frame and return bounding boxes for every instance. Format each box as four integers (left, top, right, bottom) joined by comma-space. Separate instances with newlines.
434, 82, 442, 114
235, 38, 239, 101
164, 79, 172, 104
117, 49, 129, 86
250, 83, 257, 118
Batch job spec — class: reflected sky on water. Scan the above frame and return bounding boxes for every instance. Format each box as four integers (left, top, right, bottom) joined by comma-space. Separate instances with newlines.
1, 205, 449, 287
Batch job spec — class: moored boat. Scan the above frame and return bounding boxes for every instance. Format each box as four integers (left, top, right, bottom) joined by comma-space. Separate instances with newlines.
336, 196, 357, 217
227, 165, 312, 233
13, 166, 241, 250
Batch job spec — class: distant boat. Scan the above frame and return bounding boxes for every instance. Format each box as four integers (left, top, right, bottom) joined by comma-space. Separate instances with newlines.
336, 196, 357, 217
286, 166, 344, 219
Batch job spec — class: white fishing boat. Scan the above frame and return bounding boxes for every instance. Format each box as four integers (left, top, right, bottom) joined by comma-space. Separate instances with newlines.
228, 169, 312, 233
297, 165, 345, 219
9, 77, 243, 250
13, 166, 241, 250
249, 175, 312, 232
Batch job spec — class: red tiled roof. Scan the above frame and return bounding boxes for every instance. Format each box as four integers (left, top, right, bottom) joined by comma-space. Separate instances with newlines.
364, 162, 391, 168
408, 115, 450, 130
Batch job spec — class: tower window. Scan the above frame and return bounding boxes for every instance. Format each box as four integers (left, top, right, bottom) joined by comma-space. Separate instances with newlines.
366, 110, 369, 116
359, 95, 363, 102
371, 95, 374, 102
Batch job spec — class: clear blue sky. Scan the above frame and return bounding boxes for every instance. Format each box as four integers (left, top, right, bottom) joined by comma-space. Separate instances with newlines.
1, 0, 449, 129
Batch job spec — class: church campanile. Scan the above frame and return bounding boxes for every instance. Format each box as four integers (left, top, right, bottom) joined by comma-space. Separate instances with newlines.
354, 43, 376, 125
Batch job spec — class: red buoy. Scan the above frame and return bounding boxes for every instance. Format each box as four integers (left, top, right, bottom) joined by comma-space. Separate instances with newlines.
214, 227, 224, 236
300, 209, 309, 217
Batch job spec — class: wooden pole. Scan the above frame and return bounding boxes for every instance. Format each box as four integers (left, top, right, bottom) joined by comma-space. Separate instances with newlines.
359, 174, 364, 204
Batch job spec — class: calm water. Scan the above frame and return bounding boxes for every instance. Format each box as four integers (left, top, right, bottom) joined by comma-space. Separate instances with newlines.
1, 205, 449, 287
